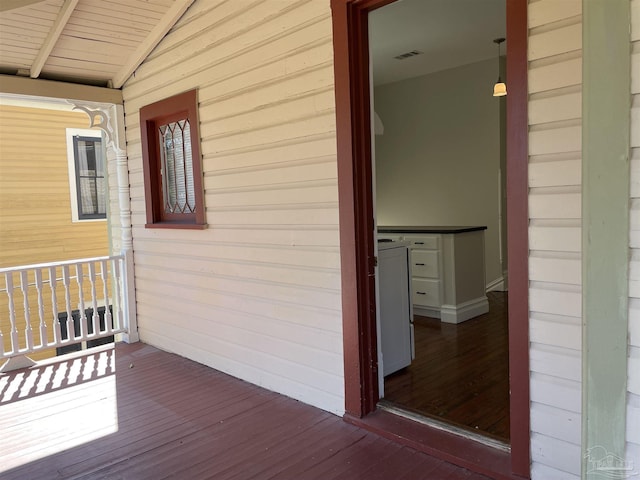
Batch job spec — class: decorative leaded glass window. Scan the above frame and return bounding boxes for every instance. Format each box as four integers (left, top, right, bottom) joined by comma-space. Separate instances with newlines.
159, 120, 195, 215
139, 90, 205, 229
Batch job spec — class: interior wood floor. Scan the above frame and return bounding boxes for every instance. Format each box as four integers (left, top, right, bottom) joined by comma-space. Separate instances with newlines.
0, 342, 491, 480
383, 292, 510, 442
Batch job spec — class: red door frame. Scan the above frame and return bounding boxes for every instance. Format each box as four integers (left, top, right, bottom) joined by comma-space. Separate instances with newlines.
331, 0, 530, 477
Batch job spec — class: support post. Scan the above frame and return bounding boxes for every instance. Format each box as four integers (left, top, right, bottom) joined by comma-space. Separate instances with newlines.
71, 102, 139, 343
582, 0, 630, 476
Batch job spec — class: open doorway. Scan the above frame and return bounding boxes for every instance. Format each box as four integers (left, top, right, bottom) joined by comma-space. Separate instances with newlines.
332, 0, 529, 474
369, 0, 509, 444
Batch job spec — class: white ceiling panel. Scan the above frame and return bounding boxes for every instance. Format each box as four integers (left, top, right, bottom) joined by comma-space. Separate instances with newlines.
370, 0, 506, 86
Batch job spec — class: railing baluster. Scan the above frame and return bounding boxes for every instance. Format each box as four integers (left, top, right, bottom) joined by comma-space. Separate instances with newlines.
34, 268, 47, 348
88, 262, 99, 336
50, 266, 61, 345
76, 263, 87, 340
101, 259, 113, 334
113, 258, 123, 332
1, 255, 128, 365
0, 274, 4, 355
20, 270, 34, 351
5, 273, 17, 355
62, 265, 73, 344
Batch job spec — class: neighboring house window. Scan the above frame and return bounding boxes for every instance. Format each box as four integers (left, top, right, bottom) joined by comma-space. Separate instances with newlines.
140, 89, 206, 229
66, 129, 106, 222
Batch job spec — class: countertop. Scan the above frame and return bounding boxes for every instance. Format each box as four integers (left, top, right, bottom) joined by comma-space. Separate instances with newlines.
377, 239, 411, 251
377, 226, 487, 234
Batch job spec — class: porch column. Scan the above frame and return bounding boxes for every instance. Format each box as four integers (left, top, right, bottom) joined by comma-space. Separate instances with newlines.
582, 0, 630, 476
71, 101, 139, 343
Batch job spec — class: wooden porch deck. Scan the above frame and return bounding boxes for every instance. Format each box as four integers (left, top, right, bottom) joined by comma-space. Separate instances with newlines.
0, 342, 490, 480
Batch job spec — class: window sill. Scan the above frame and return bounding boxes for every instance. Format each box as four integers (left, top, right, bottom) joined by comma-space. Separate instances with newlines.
72, 218, 108, 223
144, 222, 208, 230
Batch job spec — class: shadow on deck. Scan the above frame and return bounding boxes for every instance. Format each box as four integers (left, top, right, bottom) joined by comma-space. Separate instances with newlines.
0, 342, 490, 480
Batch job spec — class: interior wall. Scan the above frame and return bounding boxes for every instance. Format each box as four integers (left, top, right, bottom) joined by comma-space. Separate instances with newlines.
374, 58, 504, 286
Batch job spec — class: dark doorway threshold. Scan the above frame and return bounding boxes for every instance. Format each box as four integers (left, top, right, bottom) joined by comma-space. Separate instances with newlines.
344, 408, 525, 480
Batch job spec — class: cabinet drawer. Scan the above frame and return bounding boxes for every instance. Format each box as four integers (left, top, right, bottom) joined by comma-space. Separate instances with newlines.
411, 250, 439, 278
412, 278, 441, 307
405, 235, 439, 250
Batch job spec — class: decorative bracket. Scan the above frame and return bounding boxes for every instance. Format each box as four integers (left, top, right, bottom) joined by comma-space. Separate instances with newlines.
69, 101, 121, 153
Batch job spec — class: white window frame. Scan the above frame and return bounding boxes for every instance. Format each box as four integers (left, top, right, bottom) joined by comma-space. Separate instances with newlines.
66, 128, 107, 223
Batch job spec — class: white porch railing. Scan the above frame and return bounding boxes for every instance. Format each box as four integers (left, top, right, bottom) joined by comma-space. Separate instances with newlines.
0, 255, 130, 371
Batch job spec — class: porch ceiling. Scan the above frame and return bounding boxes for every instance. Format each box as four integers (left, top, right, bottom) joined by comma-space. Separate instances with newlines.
0, 0, 507, 92
0, 0, 194, 89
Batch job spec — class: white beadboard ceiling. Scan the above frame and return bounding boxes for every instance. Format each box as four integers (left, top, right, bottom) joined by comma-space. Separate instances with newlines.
0, 0, 194, 88
0, 0, 505, 91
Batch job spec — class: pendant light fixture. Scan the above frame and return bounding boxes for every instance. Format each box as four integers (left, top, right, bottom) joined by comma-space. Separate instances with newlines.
493, 37, 507, 97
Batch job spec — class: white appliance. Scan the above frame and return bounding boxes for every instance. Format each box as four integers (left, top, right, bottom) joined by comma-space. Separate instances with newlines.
378, 240, 414, 376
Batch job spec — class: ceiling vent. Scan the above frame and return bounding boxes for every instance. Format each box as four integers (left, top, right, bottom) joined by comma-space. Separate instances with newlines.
394, 50, 423, 60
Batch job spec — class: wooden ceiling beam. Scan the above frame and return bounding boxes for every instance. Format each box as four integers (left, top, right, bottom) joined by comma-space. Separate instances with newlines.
111, 0, 195, 89
0, 74, 123, 104
30, 0, 79, 79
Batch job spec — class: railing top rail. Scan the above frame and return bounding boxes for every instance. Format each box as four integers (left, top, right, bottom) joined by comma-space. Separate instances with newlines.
0, 255, 125, 274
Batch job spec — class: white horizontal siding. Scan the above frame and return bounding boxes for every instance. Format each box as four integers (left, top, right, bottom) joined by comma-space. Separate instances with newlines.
120, 0, 344, 414
528, 1, 583, 477
528, 22, 581, 61
529, 221, 581, 253
530, 343, 581, 382
529, 251, 581, 285
531, 433, 582, 476
528, 54, 581, 94
530, 312, 581, 351
529, 156, 581, 188
530, 282, 581, 318
528, 0, 581, 29
531, 402, 581, 445
530, 462, 580, 480
629, 0, 640, 466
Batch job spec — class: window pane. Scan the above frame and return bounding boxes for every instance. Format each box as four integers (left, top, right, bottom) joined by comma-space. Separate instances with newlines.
159, 119, 195, 215
76, 140, 90, 175
73, 136, 106, 220
95, 141, 105, 176
79, 178, 98, 215
183, 120, 195, 211
97, 178, 106, 214
174, 122, 186, 212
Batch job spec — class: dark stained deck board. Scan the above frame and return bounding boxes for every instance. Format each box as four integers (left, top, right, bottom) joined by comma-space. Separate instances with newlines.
383, 291, 510, 441
0, 342, 490, 480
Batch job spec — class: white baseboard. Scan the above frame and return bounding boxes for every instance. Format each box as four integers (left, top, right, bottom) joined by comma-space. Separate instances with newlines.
413, 306, 441, 318
440, 296, 489, 324
486, 272, 508, 292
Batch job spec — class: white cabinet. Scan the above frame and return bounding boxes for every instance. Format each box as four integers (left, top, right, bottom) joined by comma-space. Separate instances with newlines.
379, 227, 489, 324
378, 242, 413, 376
405, 234, 442, 317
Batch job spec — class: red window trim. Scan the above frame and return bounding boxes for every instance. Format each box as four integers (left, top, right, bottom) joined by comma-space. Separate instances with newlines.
140, 89, 206, 229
